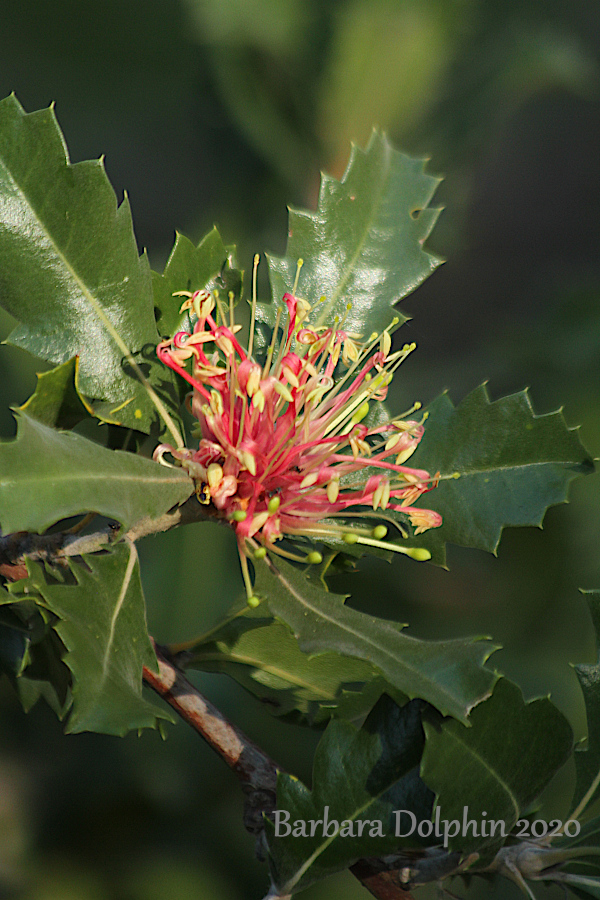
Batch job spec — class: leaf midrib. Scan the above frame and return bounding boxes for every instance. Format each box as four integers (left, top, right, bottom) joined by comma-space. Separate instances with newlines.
439, 728, 520, 821
273, 563, 485, 719
435, 459, 585, 476
0, 469, 191, 487
313, 145, 390, 329
193, 648, 347, 701
0, 143, 183, 446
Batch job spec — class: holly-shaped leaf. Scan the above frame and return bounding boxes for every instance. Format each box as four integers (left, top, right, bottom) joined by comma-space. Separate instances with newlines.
23, 544, 172, 735
254, 556, 496, 722
265, 130, 442, 343
0, 586, 72, 716
266, 696, 433, 895
19, 357, 91, 429
153, 227, 243, 338
181, 607, 407, 725
402, 385, 594, 565
0, 94, 182, 441
0, 412, 194, 534
571, 592, 600, 816
420, 678, 573, 853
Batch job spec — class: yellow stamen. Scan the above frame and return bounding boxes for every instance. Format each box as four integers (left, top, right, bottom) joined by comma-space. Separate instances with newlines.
292, 258, 304, 295
327, 479, 340, 503
207, 463, 223, 491
273, 381, 294, 404
240, 449, 256, 475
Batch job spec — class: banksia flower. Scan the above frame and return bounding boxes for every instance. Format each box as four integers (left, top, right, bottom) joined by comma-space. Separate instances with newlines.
155, 260, 441, 602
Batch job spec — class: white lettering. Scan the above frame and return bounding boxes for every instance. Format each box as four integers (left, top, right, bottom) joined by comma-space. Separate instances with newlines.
418, 819, 433, 838
463, 807, 478, 838
309, 818, 323, 837
443, 819, 460, 848
488, 820, 507, 838
274, 810, 291, 837
322, 807, 339, 838
394, 810, 417, 837
292, 820, 308, 837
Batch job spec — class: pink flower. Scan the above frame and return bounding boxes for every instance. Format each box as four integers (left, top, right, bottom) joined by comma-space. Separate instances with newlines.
155, 276, 441, 602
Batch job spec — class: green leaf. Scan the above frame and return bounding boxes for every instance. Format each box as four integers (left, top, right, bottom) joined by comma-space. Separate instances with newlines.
24, 544, 173, 735
266, 696, 433, 894
19, 357, 91, 429
403, 385, 595, 565
0, 586, 72, 716
420, 678, 573, 853
254, 556, 496, 722
0, 94, 182, 440
571, 592, 600, 816
182, 608, 407, 725
12, 627, 72, 717
265, 130, 442, 341
0, 412, 194, 534
153, 227, 243, 338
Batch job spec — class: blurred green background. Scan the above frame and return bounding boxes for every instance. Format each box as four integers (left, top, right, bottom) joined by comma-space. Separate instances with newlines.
1, 1, 600, 898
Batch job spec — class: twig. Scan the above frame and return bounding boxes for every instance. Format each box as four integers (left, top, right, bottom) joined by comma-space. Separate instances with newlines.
0, 495, 207, 569
143, 642, 278, 836
2, 510, 414, 898
142, 643, 415, 900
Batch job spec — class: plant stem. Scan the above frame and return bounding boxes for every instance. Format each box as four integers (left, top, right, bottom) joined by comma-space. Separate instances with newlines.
142, 643, 415, 900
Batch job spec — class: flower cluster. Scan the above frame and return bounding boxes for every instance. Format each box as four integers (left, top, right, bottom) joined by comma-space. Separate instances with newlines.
155, 264, 441, 602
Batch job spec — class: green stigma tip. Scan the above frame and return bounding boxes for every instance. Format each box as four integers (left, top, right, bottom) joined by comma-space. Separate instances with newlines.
372, 525, 387, 540
253, 547, 267, 560
406, 548, 431, 562
233, 510, 247, 522
247, 595, 261, 608
268, 496, 280, 514
342, 533, 359, 545
306, 551, 323, 565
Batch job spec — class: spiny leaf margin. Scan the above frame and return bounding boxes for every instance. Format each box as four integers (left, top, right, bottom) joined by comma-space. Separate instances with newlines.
402, 384, 595, 566
0, 412, 193, 534
254, 555, 497, 723
264, 129, 442, 348
0, 93, 182, 439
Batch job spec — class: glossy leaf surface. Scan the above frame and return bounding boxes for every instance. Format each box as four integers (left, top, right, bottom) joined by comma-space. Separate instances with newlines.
19, 357, 91, 429
403, 385, 594, 565
265, 130, 442, 342
153, 227, 243, 338
0, 95, 181, 438
254, 556, 496, 722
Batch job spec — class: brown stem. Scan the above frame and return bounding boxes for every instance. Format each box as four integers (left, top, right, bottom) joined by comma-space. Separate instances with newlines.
2, 513, 413, 898
142, 643, 414, 900
143, 641, 278, 837
0, 495, 207, 567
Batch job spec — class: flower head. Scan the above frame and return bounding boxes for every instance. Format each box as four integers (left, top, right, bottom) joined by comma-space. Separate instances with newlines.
155, 261, 441, 601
